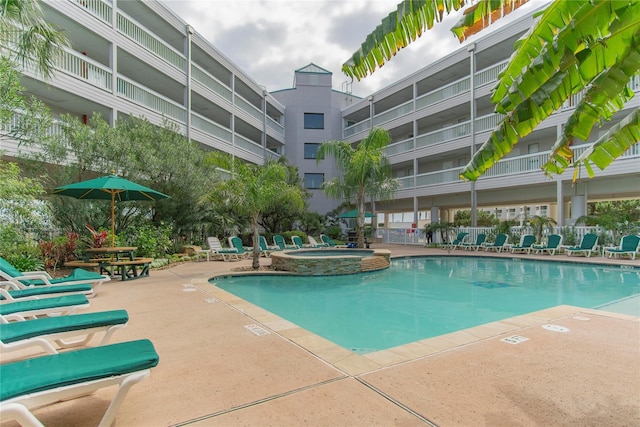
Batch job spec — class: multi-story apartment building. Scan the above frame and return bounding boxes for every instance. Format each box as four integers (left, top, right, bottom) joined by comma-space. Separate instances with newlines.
3, 1, 638, 226
3, 0, 285, 166
340, 8, 640, 228
270, 64, 359, 213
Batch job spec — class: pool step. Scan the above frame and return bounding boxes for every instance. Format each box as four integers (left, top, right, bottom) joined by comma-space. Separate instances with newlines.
361, 255, 390, 272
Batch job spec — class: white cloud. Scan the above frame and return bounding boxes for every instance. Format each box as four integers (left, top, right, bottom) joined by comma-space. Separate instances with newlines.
161, 0, 550, 97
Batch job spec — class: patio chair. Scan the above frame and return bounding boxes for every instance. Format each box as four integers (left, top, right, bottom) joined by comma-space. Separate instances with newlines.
205, 237, 239, 262
532, 234, 563, 255
228, 236, 250, 258
259, 236, 281, 257
291, 235, 306, 249
604, 235, 640, 260
0, 281, 93, 300
443, 232, 469, 250
0, 257, 108, 297
484, 234, 508, 252
0, 339, 159, 427
273, 234, 297, 250
0, 294, 90, 320
510, 234, 536, 254
461, 234, 486, 251
321, 234, 351, 248
565, 233, 599, 257
0, 309, 128, 355
308, 236, 328, 247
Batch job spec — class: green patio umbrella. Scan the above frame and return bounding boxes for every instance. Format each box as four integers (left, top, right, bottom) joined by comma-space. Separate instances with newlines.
53, 174, 170, 247
337, 209, 374, 219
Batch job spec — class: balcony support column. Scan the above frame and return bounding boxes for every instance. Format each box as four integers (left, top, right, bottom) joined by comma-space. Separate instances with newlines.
468, 43, 477, 227
185, 25, 193, 142
556, 179, 564, 226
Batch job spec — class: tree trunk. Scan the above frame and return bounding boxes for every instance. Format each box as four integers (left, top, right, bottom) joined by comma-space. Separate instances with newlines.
251, 219, 260, 269
357, 197, 365, 248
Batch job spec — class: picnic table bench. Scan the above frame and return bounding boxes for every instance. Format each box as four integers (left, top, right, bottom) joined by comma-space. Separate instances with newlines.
65, 257, 154, 281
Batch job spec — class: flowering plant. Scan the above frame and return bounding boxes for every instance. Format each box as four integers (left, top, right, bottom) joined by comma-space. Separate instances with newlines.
86, 224, 108, 248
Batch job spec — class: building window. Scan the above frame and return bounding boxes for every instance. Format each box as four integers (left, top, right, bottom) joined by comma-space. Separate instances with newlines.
304, 113, 324, 129
304, 143, 321, 159
304, 173, 324, 189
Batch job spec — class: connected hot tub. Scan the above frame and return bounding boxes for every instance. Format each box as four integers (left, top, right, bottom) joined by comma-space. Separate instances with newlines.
270, 248, 391, 275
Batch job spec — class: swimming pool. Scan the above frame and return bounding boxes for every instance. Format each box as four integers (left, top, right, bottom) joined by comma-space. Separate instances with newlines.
213, 257, 640, 354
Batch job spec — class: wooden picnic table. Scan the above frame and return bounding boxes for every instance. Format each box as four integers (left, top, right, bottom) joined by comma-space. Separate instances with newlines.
84, 247, 137, 262
78, 247, 152, 281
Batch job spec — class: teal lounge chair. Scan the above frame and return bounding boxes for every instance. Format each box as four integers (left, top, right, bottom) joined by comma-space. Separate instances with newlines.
0, 339, 159, 427
308, 236, 328, 247
321, 234, 349, 248
0, 281, 93, 300
0, 294, 89, 320
203, 237, 239, 262
259, 236, 281, 257
0, 309, 128, 354
484, 234, 508, 252
533, 234, 563, 255
443, 232, 469, 250
228, 236, 249, 258
510, 234, 536, 254
565, 233, 599, 257
291, 235, 306, 249
273, 234, 297, 250
604, 235, 640, 260
0, 257, 108, 297
461, 234, 486, 251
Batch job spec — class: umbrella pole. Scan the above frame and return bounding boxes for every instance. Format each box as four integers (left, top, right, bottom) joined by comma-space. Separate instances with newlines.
111, 192, 115, 247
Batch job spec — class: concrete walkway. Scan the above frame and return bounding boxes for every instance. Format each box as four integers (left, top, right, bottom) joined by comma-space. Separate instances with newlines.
1, 245, 638, 426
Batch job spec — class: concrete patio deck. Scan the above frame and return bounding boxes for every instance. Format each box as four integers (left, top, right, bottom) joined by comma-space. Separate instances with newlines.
1, 245, 638, 426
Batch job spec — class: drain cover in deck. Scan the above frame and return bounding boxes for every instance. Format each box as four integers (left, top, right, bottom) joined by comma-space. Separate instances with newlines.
501, 335, 529, 344
244, 324, 270, 336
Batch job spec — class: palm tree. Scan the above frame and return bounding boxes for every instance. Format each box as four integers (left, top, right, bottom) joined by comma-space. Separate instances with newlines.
203, 159, 306, 269
342, 0, 640, 183
316, 127, 398, 248
528, 215, 557, 243
1, 0, 69, 78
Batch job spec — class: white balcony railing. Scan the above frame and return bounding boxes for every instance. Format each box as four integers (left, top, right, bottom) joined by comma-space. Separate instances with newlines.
71, 0, 112, 24
116, 11, 186, 70
403, 143, 639, 189
384, 138, 414, 156
191, 63, 233, 102
234, 94, 263, 122
190, 112, 233, 144
416, 76, 470, 111
117, 76, 186, 122
266, 117, 284, 136
57, 48, 112, 91
373, 100, 414, 126
475, 60, 508, 87
234, 134, 264, 157
344, 119, 372, 137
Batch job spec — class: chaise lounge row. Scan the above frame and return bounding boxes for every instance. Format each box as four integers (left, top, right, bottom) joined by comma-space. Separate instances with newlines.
0, 257, 159, 426
197, 234, 337, 261
443, 233, 640, 259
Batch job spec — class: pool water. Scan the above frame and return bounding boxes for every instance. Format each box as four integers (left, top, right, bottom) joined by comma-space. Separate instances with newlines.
213, 257, 640, 354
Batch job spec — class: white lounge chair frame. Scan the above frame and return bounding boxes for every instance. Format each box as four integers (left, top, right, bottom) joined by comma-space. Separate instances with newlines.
0, 263, 108, 298
1, 295, 90, 321
207, 237, 240, 261
0, 282, 93, 300
0, 313, 127, 355
0, 369, 150, 427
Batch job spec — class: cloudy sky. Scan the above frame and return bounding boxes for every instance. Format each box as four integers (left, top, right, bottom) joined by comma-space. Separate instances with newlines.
160, 0, 549, 98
